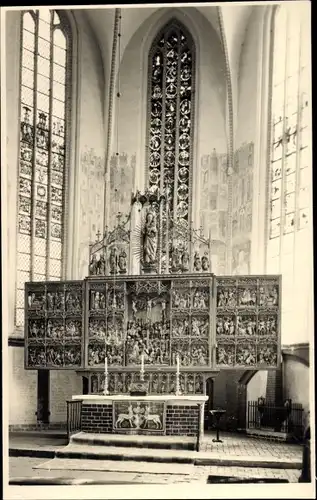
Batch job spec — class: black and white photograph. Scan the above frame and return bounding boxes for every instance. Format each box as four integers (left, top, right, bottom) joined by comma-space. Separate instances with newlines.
1, 1, 314, 498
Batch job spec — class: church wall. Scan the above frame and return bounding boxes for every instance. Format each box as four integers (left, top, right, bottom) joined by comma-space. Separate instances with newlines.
212, 371, 241, 429
5, 11, 21, 338
50, 371, 82, 423
283, 357, 310, 416
9, 346, 38, 426
75, 12, 106, 280
233, 8, 263, 276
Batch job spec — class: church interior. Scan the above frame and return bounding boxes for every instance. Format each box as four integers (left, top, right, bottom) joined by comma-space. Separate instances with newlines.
3, 3, 312, 442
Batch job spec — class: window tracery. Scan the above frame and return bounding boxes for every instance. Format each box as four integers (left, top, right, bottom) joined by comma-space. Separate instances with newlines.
147, 21, 195, 230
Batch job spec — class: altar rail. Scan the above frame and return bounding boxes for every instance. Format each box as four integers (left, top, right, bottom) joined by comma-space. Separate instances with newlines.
247, 401, 304, 438
66, 399, 82, 441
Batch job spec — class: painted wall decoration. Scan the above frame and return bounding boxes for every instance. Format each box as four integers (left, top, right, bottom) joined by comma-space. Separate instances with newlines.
232, 240, 251, 275
215, 276, 281, 369
199, 150, 228, 275
109, 152, 136, 230
231, 142, 254, 273
113, 400, 166, 433
78, 148, 105, 279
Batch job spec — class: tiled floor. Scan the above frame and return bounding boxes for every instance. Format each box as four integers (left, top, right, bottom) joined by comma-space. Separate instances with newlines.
201, 431, 302, 460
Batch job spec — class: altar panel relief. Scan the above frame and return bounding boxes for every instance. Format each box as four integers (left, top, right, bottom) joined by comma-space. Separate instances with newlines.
215, 276, 281, 369
26, 281, 83, 368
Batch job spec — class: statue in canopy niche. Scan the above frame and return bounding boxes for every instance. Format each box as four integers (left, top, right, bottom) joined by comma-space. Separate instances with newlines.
142, 209, 158, 270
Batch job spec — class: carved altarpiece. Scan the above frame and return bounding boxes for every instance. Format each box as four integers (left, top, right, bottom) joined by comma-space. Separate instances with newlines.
24, 190, 282, 395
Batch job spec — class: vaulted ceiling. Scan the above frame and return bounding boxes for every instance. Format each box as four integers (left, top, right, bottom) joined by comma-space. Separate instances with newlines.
84, 5, 254, 81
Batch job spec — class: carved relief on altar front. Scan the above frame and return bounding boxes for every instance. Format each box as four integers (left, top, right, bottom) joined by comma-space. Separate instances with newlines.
88, 342, 106, 366
88, 320, 105, 346
172, 288, 190, 310
217, 342, 235, 367
46, 289, 65, 316
257, 342, 278, 366
236, 342, 256, 366
107, 289, 125, 310
191, 341, 209, 365
259, 283, 279, 309
28, 288, 46, 314
236, 314, 257, 337
26, 282, 83, 369
216, 315, 236, 337
192, 288, 209, 310
215, 276, 281, 369
89, 290, 107, 312
65, 286, 82, 314
257, 315, 278, 338
126, 318, 170, 366
237, 286, 257, 308
172, 317, 190, 337
190, 317, 209, 338
217, 286, 237, 309
113, 401, 165, 433
88, 371, 205, 395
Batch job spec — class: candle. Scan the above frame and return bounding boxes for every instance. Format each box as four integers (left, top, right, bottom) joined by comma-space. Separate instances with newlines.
141, 354, 144, 373
104, 356, 108, 395
176, 354, 180, 374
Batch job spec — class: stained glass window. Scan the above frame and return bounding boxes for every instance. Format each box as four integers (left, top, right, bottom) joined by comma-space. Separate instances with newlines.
16, 9, 71, 326
147, 22, 194, 230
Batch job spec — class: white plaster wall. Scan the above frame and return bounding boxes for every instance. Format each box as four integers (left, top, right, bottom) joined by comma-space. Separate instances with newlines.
9, 347, 38, 425
283, 358, 309, 414
246, 370, 268, 402
74, 11, 106, 280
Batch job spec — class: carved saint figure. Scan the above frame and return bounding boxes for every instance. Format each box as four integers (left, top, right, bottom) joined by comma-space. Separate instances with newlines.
132, 300, 137, 318
161, 300, 166, 322
97, 254, 106, 275
201, 252, 210, 271
171, 247, 179, 270
142, 211, 157, 264
109, 247, 118, 274
146, 298, 153, 321
118, 249, 127, 273
89, 254, 98, 275
193, 251, 201, 271
182, 249, 190, 271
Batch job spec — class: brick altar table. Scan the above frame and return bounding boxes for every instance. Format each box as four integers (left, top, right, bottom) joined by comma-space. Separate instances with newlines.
72, 394, 208, 439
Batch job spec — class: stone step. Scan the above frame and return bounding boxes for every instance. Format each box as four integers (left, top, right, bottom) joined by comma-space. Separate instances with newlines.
34, 457, 197, 475
56, 443, 194, 464
70, 431, 197, 451
55, 442, 302, 469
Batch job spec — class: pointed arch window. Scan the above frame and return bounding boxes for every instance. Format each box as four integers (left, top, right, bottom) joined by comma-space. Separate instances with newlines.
16, 9, 72, 326
267, 3, 311, 343
146, 21, 195, 229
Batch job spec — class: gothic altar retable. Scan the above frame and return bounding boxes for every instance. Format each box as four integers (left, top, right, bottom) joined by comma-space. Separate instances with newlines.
24, 190, 281, 436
